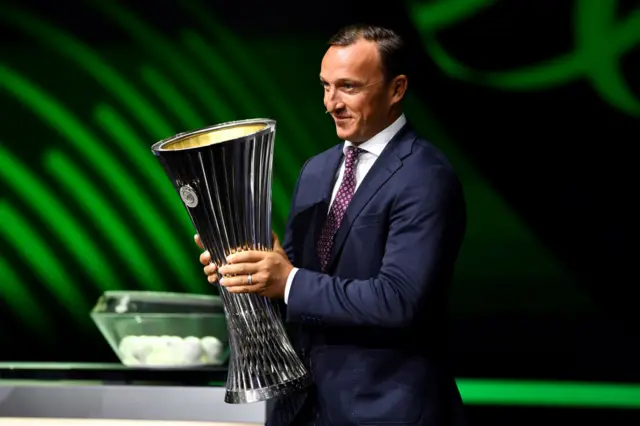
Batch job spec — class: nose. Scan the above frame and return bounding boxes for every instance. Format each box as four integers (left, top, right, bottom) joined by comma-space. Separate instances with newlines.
324, 86, 345, 113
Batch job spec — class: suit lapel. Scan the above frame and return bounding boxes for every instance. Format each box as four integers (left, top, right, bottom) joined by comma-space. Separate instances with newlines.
325, 123, 417, 271
308, 145, 344, 266
319, 145, 346, 206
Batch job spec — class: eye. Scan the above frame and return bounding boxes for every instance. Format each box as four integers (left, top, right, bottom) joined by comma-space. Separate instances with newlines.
340, 82, 360, 93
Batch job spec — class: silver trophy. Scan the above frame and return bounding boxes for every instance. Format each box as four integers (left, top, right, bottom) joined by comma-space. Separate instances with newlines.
151, 118, 311, 404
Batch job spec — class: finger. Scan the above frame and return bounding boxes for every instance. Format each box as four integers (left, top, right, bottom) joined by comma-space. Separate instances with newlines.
203, 262, 218, 276
272, 231, 283, 249
274, 236, 284, 253
219, 274, 261, 288
207, 273, 220, 284
218, 262, 259, 276
225, 285, 264, 294
226, 250, 267, 264
194, 234, 203, 249
199, 250, 211, 266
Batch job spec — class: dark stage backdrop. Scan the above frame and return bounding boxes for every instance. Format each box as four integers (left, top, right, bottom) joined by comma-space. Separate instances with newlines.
0, 0, 637, 384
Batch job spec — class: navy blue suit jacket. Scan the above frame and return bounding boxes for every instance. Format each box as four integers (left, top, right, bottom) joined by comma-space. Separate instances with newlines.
270, 122, 467, 426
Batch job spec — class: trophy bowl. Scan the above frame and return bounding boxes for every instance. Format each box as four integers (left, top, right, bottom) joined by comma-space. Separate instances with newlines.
91, 291, 229, 368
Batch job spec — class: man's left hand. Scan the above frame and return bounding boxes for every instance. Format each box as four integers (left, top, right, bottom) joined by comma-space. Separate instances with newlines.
216, 232, 292, 299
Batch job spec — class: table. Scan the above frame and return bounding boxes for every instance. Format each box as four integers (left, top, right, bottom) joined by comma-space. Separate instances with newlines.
0, 363, 265, 425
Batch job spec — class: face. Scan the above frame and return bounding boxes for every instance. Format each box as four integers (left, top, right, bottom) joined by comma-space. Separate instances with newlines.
320, 39, 407, 143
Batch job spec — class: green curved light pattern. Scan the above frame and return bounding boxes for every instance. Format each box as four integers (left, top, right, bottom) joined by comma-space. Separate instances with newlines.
0, 145, 119, 294
1, 6, 173, 140
44, 150, 165, 291
408, 0, 640, 116
0, 202, 89, 327
93, 104, 194, 236
0, 65, 200, 289
411, 0, 495, 32
87, 0, 234, 123
574, 1, 640, 116
180, 3, 319, 158
0, 257, 50, 334
0, 2, 313, 338
0, 6, 190, 232
139, 66, 206, 130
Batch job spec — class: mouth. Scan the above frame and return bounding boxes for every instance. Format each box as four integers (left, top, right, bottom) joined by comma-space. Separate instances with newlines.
333, 115, 352, 122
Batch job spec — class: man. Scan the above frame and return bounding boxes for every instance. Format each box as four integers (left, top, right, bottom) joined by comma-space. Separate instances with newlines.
196, 23, 467, 426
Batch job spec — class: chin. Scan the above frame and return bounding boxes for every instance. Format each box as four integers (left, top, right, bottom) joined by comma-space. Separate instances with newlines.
335, 130, 350, 140
335, 125, 356, 141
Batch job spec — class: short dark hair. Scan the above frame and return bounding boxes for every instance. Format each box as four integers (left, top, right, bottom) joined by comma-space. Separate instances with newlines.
328, 23, 408, 82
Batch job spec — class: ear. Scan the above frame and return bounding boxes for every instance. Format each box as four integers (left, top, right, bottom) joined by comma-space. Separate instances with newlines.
389, 75, 408, 105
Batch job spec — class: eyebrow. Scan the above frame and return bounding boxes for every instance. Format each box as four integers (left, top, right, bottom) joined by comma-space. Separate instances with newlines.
319, 76, 362, 84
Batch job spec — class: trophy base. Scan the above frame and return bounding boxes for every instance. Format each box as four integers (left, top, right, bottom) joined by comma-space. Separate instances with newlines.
224, 373, 313, 404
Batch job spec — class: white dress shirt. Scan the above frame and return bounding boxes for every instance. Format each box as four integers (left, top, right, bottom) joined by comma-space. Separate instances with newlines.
283, 114, 407, 303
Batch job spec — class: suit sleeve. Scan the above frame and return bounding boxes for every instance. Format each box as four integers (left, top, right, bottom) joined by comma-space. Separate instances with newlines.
286, 165, 465, 328
274, 158, 310, 323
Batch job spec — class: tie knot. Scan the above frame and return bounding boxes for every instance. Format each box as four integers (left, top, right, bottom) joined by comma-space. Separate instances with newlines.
345, 146, 364, 169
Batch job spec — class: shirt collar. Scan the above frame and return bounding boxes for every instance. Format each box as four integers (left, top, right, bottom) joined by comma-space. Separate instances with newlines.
343, 113, 407, 157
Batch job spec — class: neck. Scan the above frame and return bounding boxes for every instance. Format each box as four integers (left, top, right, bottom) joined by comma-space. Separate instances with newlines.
385, 108, 403, 127
349, 109, 403, 145
367, 109, 403, 139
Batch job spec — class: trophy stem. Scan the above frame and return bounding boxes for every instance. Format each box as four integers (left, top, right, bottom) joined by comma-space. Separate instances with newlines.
220, 289, 311, 404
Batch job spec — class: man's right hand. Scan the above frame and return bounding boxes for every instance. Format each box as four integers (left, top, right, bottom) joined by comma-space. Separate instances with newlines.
194, 234, 219, 284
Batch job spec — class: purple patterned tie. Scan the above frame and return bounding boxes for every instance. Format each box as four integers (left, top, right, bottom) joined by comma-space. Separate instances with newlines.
317, 146, 365, 271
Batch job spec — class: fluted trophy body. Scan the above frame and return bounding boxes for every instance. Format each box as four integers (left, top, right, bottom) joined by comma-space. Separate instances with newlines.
151, 118, 311, 404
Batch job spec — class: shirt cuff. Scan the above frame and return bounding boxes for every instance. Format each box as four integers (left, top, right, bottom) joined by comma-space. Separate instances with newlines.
284, 267, 299, 304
